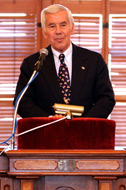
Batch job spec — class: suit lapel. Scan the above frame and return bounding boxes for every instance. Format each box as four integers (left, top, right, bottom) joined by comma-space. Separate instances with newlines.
40, 46, 64, 103
70, 44, 88, 104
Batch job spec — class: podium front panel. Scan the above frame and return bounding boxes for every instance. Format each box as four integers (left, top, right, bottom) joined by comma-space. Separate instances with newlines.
17, 117, 115, 149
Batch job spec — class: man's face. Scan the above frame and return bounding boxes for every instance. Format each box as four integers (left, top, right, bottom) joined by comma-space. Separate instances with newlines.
42, 10, 74, 53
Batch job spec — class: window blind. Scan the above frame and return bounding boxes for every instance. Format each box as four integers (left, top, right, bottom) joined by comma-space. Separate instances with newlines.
109, 15, 126, 149
71, 14, 102, 53
0, 13, 37, 147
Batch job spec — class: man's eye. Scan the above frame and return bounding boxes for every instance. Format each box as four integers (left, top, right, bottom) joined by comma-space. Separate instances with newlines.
49, 25, 55, 29
61, 23, 66, 27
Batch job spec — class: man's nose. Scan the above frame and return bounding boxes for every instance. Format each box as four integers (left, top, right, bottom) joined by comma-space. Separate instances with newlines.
55, 26, 62, 33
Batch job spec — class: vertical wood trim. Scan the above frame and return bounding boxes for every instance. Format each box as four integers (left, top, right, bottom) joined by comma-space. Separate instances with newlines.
40, 0, 53, 48
52, 0, 60, 3
36, 0, 42, 51
99, 180, 112, 190
1, 177, 13, 190
21, 180, 34, 190
102, 0, 110, 65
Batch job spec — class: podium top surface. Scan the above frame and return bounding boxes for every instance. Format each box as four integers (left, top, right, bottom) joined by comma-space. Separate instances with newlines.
5, 149, 126, 158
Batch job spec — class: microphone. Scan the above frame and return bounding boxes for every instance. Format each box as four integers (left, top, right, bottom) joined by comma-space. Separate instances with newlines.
34, 48, 48, 71
11, 48, 48, 149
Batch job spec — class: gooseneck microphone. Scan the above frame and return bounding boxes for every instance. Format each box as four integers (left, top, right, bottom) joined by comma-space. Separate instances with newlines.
11, 48, 48, 149
40, 48, 48, 60
34, 48, 48, 71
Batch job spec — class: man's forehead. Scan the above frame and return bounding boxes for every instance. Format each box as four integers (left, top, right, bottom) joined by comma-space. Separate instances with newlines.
45, 10, 68, 22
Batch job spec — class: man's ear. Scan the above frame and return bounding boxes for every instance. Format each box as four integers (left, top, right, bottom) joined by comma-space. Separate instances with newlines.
42, 29, 48, 39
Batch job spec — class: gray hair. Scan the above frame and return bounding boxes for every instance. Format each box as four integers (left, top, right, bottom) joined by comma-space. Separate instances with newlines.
41, 4, 74, 31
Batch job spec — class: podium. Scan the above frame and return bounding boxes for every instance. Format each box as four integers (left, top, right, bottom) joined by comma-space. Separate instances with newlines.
17, 117, 115, 149
2, 118, 125, 190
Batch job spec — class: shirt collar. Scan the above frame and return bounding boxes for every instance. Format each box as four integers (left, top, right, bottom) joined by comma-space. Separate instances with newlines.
51, 43, 72, 62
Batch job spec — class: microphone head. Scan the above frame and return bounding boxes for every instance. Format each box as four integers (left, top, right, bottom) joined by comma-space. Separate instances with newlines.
34, 48, 48, 71
40, 48, 48, 56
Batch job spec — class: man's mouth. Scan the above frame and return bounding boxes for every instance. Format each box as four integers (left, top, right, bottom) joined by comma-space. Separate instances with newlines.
55, 38, 64, 42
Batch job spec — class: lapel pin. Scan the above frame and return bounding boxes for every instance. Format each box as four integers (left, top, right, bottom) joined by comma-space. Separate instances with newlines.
81, 66, 85, 70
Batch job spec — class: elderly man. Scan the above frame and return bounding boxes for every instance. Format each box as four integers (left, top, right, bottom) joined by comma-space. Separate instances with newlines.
14, 4, 115, 118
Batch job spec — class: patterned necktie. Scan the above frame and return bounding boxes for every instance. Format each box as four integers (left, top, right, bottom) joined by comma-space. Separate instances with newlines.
58, 54, 71, 104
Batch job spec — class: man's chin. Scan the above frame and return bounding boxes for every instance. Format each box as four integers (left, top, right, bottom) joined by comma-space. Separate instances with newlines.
53, 45, 64, 53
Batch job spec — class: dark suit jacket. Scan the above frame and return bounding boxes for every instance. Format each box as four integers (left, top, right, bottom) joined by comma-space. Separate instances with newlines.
14, 44, 115, 118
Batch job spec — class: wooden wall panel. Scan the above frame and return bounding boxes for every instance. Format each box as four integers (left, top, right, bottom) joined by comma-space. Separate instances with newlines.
53, 0, 103, 14
110, 1, 126, 14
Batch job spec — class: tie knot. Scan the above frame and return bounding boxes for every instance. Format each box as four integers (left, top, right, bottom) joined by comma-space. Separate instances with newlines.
59, 54, 65, 62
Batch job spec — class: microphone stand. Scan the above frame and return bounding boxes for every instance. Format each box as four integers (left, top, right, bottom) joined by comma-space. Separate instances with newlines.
11, 70, 38, 150
11, 49, 48, 150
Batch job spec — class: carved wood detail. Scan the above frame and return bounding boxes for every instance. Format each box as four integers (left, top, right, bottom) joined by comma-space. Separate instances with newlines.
56, 186, 75, 190
14, 160, 57, 170
4, 184, 11, 190
76, 160, 120, 170
99, 180, 112, 190
21, 180, 33, 190
119, 185, 125, 190
0, 177, 13, 190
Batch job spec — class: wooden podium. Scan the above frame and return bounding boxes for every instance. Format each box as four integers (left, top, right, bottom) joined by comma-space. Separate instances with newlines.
0, 149, 126, 190
0, 117, 122, 190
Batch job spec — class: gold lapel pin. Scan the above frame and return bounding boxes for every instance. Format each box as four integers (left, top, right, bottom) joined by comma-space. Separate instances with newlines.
81, 66, 85, 70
